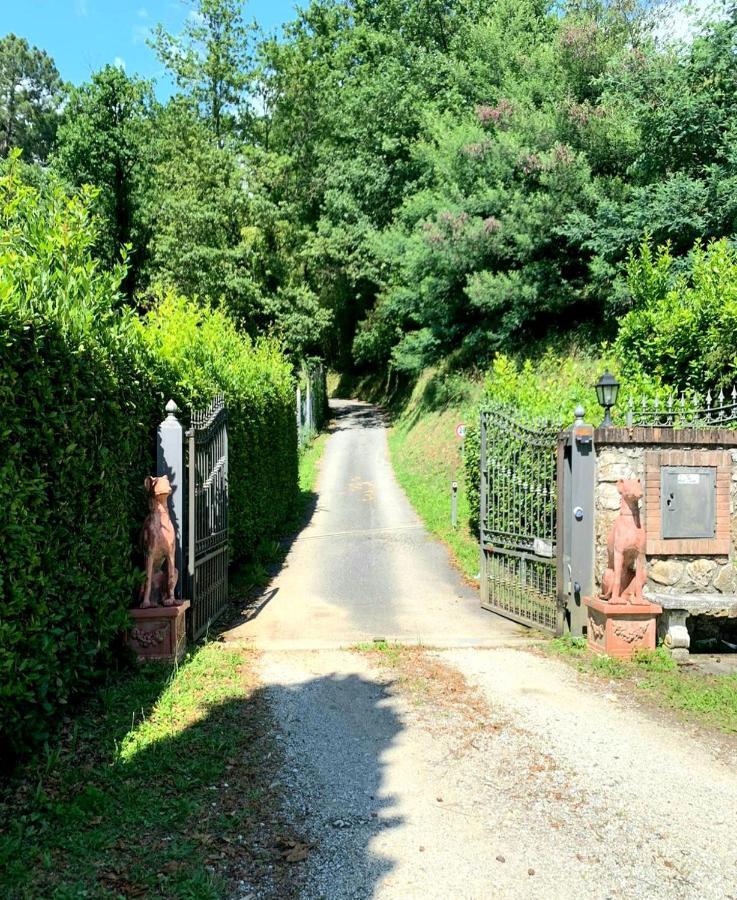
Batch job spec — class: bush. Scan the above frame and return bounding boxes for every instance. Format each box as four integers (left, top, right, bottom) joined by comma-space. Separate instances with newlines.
138, 292, 298, 562
0, 156, 161, 756
615, 238, 737, 391
0, 158, 299, 757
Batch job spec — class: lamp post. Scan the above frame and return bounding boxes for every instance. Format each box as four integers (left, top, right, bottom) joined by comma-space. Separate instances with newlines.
595, 371, 620, 427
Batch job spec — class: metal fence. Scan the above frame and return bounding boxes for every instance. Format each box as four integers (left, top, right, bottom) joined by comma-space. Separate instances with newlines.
625, 388, 737, 428
186, 394, 229, 640
480, 404, 564, 633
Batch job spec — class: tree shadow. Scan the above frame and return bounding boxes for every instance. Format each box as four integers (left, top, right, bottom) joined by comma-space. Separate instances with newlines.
0, 654, 404, 900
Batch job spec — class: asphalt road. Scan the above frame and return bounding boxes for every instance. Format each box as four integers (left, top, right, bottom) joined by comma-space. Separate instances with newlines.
226, 399, 522, 649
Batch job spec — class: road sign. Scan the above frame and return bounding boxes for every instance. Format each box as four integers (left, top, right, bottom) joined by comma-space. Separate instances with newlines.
455, 423, 467, 439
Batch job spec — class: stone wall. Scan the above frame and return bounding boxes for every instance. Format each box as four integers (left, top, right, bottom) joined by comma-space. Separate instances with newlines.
594, 443, 737, 596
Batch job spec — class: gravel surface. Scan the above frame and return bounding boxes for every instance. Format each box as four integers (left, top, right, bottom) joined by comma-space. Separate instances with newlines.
227, 401, 737, 899
240, 648, 737, 900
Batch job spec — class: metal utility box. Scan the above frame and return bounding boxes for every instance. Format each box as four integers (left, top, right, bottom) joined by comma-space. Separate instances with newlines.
660, 466, 716, 539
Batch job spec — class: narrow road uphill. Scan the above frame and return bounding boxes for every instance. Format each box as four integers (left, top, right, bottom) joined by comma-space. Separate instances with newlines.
226, 400, 737, 900
227, 400, 521, 649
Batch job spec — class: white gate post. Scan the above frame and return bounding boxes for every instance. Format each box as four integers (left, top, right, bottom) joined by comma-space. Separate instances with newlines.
296, 385, 302, 443
157, 399, 184, 599
306, 375, 313, 435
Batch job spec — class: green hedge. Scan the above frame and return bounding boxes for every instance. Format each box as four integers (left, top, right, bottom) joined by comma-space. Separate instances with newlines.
138, 292, 298, 563
0, 157, 298, 757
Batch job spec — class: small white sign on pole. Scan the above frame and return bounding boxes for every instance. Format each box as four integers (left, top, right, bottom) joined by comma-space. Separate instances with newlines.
455, 423, 467, 439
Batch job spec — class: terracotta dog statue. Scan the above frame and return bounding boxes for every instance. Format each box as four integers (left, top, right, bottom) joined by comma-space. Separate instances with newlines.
600, 478, 647, 605
139, 475, 179, 608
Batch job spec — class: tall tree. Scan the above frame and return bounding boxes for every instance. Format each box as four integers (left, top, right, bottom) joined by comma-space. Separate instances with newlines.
151, 0, 252, 143
0, 34, 64, 162
53, 66, 155, 288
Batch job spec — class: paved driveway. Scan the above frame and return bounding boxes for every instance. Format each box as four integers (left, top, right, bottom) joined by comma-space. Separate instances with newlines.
226, 399, 523, 650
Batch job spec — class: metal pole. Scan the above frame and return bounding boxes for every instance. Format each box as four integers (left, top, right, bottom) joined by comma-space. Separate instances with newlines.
187, 427, 196, 578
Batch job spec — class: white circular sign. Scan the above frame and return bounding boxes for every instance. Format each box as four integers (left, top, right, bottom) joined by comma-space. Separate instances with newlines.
455, 423, 467, 439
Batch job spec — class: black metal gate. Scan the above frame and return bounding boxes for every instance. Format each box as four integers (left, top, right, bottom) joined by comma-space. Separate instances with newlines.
187, 394, 229, 640
479, 405, 563, 633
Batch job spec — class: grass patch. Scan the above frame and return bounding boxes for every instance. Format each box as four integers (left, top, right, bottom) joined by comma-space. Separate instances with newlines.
545, 636, 737, 734
299, 429, 330, 499
387, 370, 484, 579
0, 643, 296, 899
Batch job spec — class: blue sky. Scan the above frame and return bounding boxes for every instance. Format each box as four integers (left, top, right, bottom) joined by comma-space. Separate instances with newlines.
0, 0, 300, 93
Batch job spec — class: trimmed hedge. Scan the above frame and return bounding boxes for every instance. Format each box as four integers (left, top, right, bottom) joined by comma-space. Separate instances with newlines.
0, 157, 298, 757
138, 292, 298, 563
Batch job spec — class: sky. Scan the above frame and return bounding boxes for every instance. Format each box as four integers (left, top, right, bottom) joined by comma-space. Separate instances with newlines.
0, 0, 300, 93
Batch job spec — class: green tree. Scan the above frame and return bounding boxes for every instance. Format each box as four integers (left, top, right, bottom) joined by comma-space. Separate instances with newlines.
151, 0, 253, 143
53, 65, 155, 289
140, 99, 260, 317
0, 34, 64, 162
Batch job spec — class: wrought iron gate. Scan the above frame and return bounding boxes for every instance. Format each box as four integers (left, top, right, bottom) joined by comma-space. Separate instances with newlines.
479, 405, 563, 633
187, 394, 229, 640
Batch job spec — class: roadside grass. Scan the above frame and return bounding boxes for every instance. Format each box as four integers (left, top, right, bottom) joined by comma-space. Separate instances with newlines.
386, 370, 484, 580
0, 643, 297, 900
298, 430, 330, 500
547, 635, 737, 734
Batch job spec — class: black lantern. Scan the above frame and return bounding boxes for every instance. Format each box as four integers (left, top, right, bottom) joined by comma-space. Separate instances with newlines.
595, 371, 620, 426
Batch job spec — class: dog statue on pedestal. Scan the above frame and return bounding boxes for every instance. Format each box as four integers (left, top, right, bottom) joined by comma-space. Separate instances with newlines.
600, 478, 647, 605
139, 475, 180, 608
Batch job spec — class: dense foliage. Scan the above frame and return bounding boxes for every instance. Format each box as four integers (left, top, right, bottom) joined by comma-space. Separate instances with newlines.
0, 160, 297, 755
7, 1, 736, 373
139, 292, 298, 562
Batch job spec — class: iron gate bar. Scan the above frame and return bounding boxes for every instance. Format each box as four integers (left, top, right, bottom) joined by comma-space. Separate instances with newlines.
187, 394, 229, 641
480, 404, 564, 634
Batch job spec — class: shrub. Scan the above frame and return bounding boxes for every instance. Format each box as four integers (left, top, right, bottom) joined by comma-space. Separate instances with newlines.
615, 238, 737, 391
0, 158, 299, 757
138, 292, 298, 562
0, 156, 160, 756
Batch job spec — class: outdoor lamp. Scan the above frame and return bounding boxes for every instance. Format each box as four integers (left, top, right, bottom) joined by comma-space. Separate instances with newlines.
595, 371, 620, 426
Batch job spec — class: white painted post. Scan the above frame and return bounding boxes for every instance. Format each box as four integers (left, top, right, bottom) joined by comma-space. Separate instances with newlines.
306, 374, 313, 436
157, 399, 184, 598
296, 385, 302, 444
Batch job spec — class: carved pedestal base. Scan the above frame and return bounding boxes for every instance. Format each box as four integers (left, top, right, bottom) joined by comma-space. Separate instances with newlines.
584, 596, 662, 660
126, 600, 189, 663
658, 609, 690, 660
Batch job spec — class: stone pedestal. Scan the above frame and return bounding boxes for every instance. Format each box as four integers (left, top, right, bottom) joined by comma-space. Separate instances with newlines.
126, 601, 189, 663
584, 596, 662, 660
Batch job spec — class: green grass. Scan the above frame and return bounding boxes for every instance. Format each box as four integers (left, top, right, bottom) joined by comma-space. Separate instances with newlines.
353, 640, 406, 667
386, 370, 483, 579
0, 643, 290, 899
547, 635, 737, 734
299, 429, 330, 498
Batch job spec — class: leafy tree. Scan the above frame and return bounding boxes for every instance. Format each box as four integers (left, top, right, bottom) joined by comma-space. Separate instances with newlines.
53, 66, 155, 288
140, 99, 259, 316
151, 0, 253, 143
0, 34, 64, 162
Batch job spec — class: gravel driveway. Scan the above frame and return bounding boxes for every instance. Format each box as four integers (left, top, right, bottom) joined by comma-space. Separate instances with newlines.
228, 401, 737, 899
